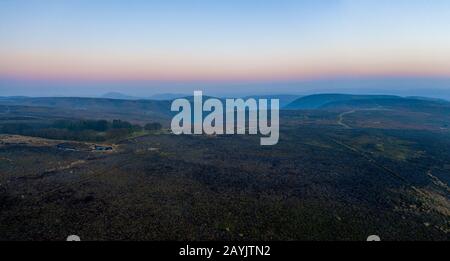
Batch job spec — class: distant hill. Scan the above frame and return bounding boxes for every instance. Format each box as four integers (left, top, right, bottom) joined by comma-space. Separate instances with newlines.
101, 92, 139, 100
323, 97, 450, 114
0, 96, 170, 111
243, 94, 301, 107
405, 96, 450, 103
285, 93, 449, 109
0, 96, 173, 124
284, 94, 400, 109
101, 92, 190, 101
148, 93, 190, 100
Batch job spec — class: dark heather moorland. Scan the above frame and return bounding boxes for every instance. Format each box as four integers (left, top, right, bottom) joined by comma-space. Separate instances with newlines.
0, 94, 449, 240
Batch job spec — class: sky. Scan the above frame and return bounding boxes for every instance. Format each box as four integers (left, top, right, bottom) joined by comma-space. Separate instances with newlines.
0, 0, 450, 97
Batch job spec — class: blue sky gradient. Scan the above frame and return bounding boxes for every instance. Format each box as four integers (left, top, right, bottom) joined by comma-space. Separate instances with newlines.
1, 0, 450, 96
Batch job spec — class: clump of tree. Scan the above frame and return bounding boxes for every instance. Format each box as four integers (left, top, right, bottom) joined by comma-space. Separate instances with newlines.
0, 123, 33, 133
144, 122, 162, 131
0, 119, 161, 142
53, 119, 109, 132
51, 119, 143, 141
52, 119, 141, 132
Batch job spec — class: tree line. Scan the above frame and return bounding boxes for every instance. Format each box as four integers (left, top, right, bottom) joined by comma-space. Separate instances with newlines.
0, 119, 162, 141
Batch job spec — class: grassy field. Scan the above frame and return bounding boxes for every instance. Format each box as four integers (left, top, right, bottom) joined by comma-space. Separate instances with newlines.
0, 96, 449, 240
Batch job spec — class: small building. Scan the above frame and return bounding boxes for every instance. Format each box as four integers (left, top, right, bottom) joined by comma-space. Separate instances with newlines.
94, 145, 113, 151
56, 143, 77, 151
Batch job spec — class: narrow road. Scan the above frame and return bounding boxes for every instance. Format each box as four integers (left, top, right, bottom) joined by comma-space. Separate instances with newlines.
337, 110, 355, 129
337, 107, 393, 129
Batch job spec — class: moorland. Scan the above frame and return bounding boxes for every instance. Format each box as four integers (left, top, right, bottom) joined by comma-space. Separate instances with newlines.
0, 94, 449, 240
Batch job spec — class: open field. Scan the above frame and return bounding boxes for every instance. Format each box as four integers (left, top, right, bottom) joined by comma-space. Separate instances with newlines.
0, 95, 449, 240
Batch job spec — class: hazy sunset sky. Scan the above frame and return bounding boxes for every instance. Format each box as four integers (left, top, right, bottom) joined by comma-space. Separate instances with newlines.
1, 0, 450, 96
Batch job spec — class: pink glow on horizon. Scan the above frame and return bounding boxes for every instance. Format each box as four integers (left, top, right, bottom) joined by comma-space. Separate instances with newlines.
1, 48, 450, 83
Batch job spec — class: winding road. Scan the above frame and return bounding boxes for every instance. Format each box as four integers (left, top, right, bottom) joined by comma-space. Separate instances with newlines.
337, 110, 355, 129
